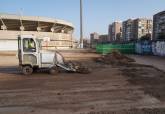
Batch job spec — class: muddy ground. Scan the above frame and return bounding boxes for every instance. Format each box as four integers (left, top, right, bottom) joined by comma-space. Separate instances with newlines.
0, 51, 165, 114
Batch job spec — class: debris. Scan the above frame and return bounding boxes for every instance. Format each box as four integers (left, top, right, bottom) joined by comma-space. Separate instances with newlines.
67, 61, 91, 74
95, 50, 135, 65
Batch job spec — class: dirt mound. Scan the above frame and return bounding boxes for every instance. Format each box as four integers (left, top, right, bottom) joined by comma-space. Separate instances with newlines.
95, 51, 135, 65
90, 108, 165, 114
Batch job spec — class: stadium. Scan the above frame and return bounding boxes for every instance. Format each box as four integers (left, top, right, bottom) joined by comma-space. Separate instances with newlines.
0, 13, 74, 51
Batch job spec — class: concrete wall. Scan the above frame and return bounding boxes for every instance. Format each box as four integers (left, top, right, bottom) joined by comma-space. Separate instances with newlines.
152, 41, 165, 56
0, 40, 17, 51
0, 30, 73, 51
135, 41, 152, 54
135, 40, 165, 56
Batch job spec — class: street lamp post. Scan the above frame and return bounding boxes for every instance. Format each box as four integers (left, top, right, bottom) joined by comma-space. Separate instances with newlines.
80, 0, 83, 48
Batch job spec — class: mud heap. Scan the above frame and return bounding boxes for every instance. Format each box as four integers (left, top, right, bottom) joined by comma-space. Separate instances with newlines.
95, 51, 135, 65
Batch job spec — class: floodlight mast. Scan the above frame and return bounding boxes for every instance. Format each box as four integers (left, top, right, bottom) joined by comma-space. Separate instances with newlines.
80, 0, 83, 48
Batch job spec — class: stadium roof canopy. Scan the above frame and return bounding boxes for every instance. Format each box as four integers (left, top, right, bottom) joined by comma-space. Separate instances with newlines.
0, 13, 74, 33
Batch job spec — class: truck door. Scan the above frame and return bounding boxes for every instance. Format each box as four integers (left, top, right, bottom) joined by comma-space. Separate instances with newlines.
22, 38, 38, 66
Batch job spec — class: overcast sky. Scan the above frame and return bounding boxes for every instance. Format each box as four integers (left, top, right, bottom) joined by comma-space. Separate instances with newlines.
0, 0, 165, 39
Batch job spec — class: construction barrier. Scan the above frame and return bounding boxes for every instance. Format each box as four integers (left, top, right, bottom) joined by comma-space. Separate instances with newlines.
135, 40, 152, 55
96, 43, 135, 54
152, 41, 165, 56
96, 40, 165, 56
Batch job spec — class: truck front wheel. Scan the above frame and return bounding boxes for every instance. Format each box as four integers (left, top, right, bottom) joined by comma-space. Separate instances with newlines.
22, 66, 33, 75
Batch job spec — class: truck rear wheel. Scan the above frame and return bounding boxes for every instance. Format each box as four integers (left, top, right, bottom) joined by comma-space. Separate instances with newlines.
22, 66, 33, 75
49, 67, 59, 75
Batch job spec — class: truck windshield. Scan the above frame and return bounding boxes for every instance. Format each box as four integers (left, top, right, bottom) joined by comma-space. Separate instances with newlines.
23, 38, 36, 52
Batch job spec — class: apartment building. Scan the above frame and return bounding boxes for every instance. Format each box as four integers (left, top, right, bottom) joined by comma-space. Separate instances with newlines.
153, 10, 165, 40
108, 22, 122, 42
134, 18, 152, 40
99, 34, 108, 43
90, 32, 99, 48
122, 18, 152, 41
122, 19, 134, 41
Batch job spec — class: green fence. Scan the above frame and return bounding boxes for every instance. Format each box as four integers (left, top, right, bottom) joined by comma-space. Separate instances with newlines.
96, 43, 135, 54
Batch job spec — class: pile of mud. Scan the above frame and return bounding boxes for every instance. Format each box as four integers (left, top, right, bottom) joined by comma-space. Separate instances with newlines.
95, 51, 135, 65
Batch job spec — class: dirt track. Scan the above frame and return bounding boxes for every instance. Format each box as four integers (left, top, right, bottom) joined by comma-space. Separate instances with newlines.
129, 55, 165, 71
0, 52, 165, 114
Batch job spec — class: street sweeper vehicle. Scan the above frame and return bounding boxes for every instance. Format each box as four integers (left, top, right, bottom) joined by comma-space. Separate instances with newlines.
18, 35, 89, 75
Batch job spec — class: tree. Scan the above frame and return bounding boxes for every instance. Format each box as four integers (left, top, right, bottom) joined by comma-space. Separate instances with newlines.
140, 34, 151, 41
158, 32, 165, 40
